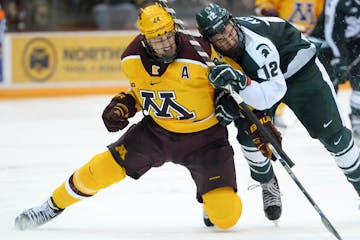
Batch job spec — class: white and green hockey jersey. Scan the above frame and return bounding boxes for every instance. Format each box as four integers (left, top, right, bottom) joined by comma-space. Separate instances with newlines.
228, 16, 317, 110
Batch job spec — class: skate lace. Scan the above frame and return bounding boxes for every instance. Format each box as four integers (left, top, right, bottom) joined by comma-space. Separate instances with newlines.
248, 178, 282, 208
27, 201, 60, 225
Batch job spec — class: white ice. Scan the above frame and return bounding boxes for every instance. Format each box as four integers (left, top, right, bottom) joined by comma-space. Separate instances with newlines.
0, 90, 359, 240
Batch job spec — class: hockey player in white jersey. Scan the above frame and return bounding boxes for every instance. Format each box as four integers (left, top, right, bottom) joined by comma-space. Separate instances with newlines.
195, 3, 360, 211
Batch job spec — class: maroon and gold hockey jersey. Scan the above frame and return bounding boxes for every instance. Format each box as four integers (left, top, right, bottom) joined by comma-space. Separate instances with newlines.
121, 33, 219, 133
255, 0, 324, 34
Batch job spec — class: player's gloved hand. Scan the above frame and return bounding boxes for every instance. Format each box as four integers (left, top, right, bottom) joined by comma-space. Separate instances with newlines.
331, 58, 348, 86
242, 110, 282, 160
102, 92, 137, 132
209, 63, 250, 92
260, 8, 279, 17
215, 90, 242, 126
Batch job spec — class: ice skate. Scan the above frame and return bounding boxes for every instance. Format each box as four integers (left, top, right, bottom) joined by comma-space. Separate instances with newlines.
261, 176, 282, 221
15, 198, 63, 230
202, 207, 214, 227
248, 176, 282, 221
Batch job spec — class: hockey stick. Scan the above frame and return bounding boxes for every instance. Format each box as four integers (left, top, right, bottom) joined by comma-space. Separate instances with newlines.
348, 54, 360, 72
271, 147, 343, 240
157, 0, 295, 168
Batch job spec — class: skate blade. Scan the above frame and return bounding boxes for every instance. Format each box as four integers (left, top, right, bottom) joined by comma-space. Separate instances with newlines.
272, 220, 279, 227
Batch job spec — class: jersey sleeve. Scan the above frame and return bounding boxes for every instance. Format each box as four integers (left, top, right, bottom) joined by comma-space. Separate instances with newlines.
120, 36, 144, 112
237, 25, 287, 110
239, 79, 287, 110
125, 89, 142, 112
239, 51, 287, 111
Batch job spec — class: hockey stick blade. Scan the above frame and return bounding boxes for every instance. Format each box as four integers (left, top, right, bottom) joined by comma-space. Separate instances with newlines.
320, 216, 343, 240
156, 0, 294, 167
271, 147, 343, 240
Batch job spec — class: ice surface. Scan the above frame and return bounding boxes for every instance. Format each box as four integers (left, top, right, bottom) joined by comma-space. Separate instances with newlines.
0, 90, 358, 240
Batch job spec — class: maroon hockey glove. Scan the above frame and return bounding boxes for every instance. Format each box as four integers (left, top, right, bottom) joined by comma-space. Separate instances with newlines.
102, 92, 137, 132
242, 110, 282, 160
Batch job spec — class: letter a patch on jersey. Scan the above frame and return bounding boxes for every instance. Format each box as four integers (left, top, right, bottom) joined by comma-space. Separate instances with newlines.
181, 65, 190, 79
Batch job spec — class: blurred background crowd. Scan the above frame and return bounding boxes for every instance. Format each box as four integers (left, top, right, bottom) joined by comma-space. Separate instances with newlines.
0, 0, 255, 32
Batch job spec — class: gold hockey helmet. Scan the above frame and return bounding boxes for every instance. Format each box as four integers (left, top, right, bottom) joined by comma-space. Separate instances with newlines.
137, 3, 175, 39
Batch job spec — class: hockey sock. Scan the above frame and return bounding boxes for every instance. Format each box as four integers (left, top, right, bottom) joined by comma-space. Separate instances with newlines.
320, 127, 360, 192
52, 150, 126, 209
241, 145, 274, 183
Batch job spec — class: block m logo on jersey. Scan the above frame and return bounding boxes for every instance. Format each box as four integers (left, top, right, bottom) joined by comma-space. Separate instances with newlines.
140, 90, 195, 120
288, 3, 315, 25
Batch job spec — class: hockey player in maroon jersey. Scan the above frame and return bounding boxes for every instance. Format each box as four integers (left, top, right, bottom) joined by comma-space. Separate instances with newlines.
14, 3, 246, 230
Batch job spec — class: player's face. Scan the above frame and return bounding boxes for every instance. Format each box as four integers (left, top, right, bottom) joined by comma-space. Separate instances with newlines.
147, 31, 177, 60
210, 22, 239, 53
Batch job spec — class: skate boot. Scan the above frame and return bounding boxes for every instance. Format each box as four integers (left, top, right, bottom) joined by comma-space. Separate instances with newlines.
15, 198, 64, 230
261, 176, 282, 220
202, 207, 214, 227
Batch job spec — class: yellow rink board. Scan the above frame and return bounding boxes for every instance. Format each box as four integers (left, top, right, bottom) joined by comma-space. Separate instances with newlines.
11, 34, 134, 84
0, 31, 137, 99
0, 81, 352, 99
0, 85, 128, 99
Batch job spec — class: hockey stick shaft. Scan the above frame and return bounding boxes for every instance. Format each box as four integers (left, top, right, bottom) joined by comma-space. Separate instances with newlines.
157, 0, 295, 167
227, 88, 295, 167
348, 54, 360, 72
271, 148, 342, 240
